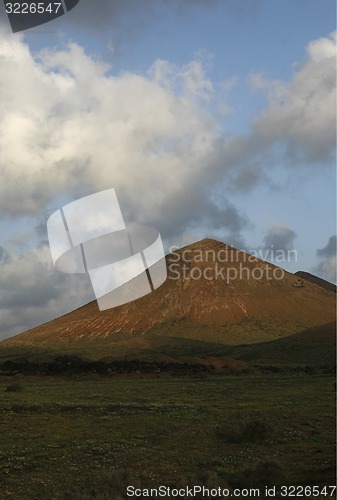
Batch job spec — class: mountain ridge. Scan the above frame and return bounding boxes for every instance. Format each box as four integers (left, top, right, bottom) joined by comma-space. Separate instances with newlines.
294, 270, 336, 294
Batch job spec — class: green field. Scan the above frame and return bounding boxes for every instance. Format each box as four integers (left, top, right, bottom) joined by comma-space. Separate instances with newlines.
0, 373, 335, 499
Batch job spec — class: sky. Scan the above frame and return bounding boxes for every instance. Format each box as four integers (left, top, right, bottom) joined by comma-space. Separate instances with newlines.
0, 0, 335, 340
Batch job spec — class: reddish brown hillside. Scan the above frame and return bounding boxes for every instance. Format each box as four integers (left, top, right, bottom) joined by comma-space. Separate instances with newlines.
2, 239, 336, 348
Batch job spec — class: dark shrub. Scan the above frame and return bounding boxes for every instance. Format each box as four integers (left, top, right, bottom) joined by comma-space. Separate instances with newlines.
177, 470, 228, 498
242, 419, 274, 442
231, 460, 284, 489
216, 418, 274, 444
53, 469, 137, 499
251, 460, 285, 486
5, 382, 24, 393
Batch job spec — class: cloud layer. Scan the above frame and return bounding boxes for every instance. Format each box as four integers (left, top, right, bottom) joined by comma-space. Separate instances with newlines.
0, 31, 335, 221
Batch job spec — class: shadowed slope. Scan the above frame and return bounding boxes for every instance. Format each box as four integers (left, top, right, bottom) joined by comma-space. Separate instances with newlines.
295, 271, 336, 294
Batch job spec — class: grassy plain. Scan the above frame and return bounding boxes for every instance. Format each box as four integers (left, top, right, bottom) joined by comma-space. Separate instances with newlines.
0, 372, 335, 499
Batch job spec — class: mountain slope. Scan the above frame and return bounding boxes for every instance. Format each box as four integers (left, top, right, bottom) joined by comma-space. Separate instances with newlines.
1, 239, 335, 353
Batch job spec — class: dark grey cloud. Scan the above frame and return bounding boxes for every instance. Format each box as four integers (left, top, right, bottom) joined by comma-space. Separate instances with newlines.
0, 245, 94, 340
117, 168, 250, 248
262, 224, 296, 252
0, 0, 256, 40
314, 235, 337, 284
0, 0, 220, 35
62, 0, 252, 32
317, 235, 336, 258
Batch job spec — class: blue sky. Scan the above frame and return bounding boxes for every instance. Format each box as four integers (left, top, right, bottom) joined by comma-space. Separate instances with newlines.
0, 0, 335, 339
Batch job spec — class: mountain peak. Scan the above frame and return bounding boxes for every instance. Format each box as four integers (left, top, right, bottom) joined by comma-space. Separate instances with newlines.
181, 237, 235, 249
171, 238, 240, 260
3, 238, 335, 349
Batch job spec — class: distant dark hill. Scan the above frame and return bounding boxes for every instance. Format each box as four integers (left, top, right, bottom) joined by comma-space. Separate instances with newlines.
227, 321, 336, 368
294, 271, 336, 294
0, 239, 335, 362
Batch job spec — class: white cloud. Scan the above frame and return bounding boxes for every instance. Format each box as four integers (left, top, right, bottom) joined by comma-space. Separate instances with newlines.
0, 32, 224, 227
249, 31, 336, 164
